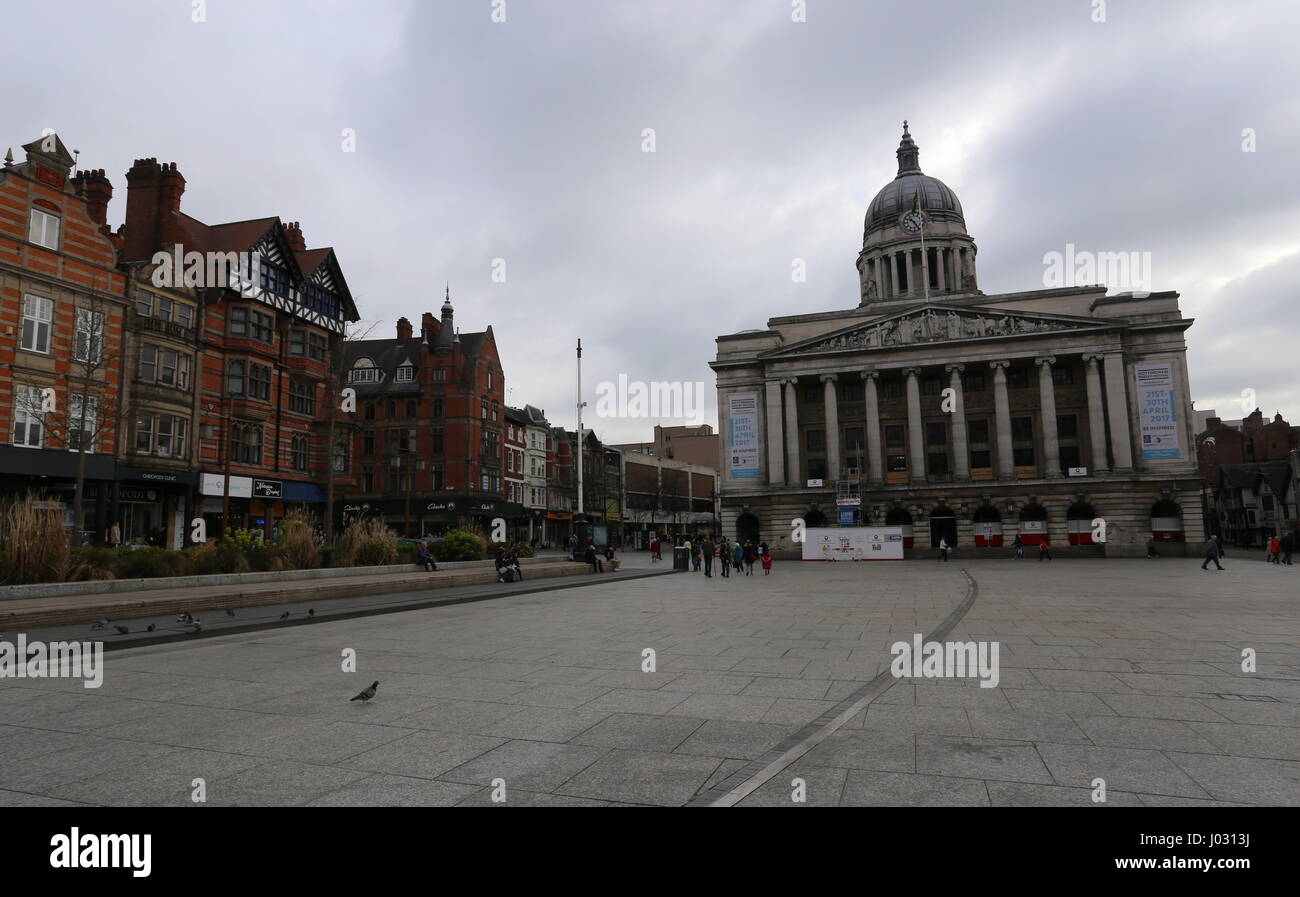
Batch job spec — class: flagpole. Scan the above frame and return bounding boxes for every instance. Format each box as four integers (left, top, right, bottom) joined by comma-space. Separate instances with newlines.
920, 206, 929, 302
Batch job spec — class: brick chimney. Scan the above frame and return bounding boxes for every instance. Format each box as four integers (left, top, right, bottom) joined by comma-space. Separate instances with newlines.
396, 316, 413, 342
421, 311, 437, 344
71, 168, 113, 233
283, 220, 306, 251
1206, 417, 1221, 430
122, 158, 188, 262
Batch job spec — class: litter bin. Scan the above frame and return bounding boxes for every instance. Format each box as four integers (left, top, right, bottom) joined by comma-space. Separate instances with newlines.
672, 546, 690, 571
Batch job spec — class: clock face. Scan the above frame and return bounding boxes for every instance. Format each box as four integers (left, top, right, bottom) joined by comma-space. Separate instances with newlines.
900, 211, 924, 234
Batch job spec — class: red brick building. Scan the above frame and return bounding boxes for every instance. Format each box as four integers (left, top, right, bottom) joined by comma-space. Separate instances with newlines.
339, 294, 522, 536
0, 134, 128, 540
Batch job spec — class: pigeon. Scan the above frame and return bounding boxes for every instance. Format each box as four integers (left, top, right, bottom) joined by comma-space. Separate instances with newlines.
146, 624, 156, 633
114, 625, 129, 635
225, 609, 235, 618
350, 681, 379, 703
176, 611, 193, 624
91, 618, 109, 630
279, 612, 290, 621
191, 621, 203, 633
308, 608, 315, 617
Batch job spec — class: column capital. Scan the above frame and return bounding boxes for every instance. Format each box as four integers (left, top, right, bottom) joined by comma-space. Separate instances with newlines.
781, 377, 800, 387
819, 373, 838, 383
945, 363, 965, 374
903, 366, 923, 378
860, 369, 880, 381
988, 359, 1010, 370
1082, 353, 1105, 364
1035, 355, 1057, 367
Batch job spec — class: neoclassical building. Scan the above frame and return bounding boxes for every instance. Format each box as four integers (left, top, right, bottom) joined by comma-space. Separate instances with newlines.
712, 124, 1202, 557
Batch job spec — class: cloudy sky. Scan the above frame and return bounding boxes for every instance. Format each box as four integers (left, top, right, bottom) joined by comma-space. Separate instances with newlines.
9, 0, 1298, 442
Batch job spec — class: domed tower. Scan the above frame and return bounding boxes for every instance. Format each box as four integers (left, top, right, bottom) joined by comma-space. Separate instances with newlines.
857, 122, 979, 306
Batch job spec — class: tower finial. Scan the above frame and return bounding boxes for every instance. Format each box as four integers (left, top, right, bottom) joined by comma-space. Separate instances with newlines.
895, 120, 921, 177
902, 119, 909, 136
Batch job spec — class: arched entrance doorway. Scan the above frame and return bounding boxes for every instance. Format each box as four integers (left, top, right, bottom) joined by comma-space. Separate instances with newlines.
1151, 500, 1184, 542
929, 505, 957, 548
972, 505, 1003, 546
1019, 503, 1048, 545
735, 512, 760, 544
885, 506, 914, 548
1066, 501, 1097, 545
804, 508, 827, 528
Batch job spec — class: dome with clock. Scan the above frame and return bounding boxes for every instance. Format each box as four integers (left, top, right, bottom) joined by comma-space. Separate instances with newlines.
856, 122, 979, 306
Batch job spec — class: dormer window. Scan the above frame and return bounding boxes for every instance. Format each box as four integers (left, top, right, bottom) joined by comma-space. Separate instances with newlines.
29, 209, 60, 250
395, 364, 414, 383
349, 357, 379, 383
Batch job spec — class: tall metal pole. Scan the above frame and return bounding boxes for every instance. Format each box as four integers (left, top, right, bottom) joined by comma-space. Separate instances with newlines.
576, 338, 584, 519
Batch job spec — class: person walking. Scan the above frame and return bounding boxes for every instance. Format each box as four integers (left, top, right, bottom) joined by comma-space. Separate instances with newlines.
758, 540, 769, 558
107, 521, 122, 550
1013, 533, 1024, 560
744, 541, 756, 576
1038, 537, 1053, 561
649, 536, 660, 563
1201, 535, 1224, 571
1282, 531, 1295, 566
719, 538, 731, 577
1145, 537, 1159, 559
732, 541, 745, 579
938, 538, 949, 562
1268, 535, 1281, 565
701, 535, 715, 577
760, 550, 773, 576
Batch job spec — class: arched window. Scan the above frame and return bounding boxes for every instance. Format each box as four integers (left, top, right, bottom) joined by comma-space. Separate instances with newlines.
972, 504, 1003, 547
349, 357, 379, 383
1067, 501, 1097, 544
291, 434, 308, 470
1019, 503, 1048, 545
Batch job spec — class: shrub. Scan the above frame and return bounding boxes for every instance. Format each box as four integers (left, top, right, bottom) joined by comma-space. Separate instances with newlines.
335, 518, 399, 567
0, 494, 70, 585
68, 547, 117, 581
317, 545, 335, 568
276, 508, 319, 570
434, 529, 486, 562
113, 547, 188, 580
184, 542, 250, 576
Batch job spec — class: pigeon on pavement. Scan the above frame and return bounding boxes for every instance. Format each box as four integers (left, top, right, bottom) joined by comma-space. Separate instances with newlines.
225, 609, 235, 618
350, 681, 379, 702
91, 618, 109, 630
114, 625, 129, 635
308, 608, 315, 617
176, 611, 193, 624
278, 612, 290, 621
146, 624, 156, 632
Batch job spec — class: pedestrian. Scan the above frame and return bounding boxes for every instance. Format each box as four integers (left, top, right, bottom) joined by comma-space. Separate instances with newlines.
1145, 537, 1158, 559
415, 542, 438, 572
758, 541, 768, 558
107, 520, 121, 549
650, 536, 661, 562
1038, 538, 1052, 561
760, 550, 772, 575
1268, 535, 1281, 564
719, 538, 731, 577
1282, 531, 1295, 566
744, 541, 756, 576
938, 538, 949, 562
702, 535, 715, 577
1013, 533, 1024, 560
732, 540, 745, 578
1201, 535, 1224, 571
584, 542, 603, 573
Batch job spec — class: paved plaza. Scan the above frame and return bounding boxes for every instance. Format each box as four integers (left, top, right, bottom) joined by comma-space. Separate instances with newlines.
1, 554, 1297, 807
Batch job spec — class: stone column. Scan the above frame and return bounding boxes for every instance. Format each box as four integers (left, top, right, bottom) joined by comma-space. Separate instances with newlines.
1036, 356, 1061, 478
905, 367, 925, 484
1103, 352, 1133, 471
874, 258, 885, 300
821, 374, 840, 481
920, 246, 931, 296
946, 363, 968, 480
1084, 355, 1109, 473
863, 370, 883, 485
764, 379, 785, 485
990, 360, 1014, 480
935, 246, 946, 292
783, 378, 802, 486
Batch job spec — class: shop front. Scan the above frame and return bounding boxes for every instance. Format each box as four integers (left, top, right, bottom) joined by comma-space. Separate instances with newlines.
0, 445, 116, 545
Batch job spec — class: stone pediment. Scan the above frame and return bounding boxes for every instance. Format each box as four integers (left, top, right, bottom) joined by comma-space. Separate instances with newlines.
764, 304, 1112, 358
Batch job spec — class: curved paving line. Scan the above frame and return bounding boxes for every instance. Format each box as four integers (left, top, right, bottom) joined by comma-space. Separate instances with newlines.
689, 568, 980, 807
